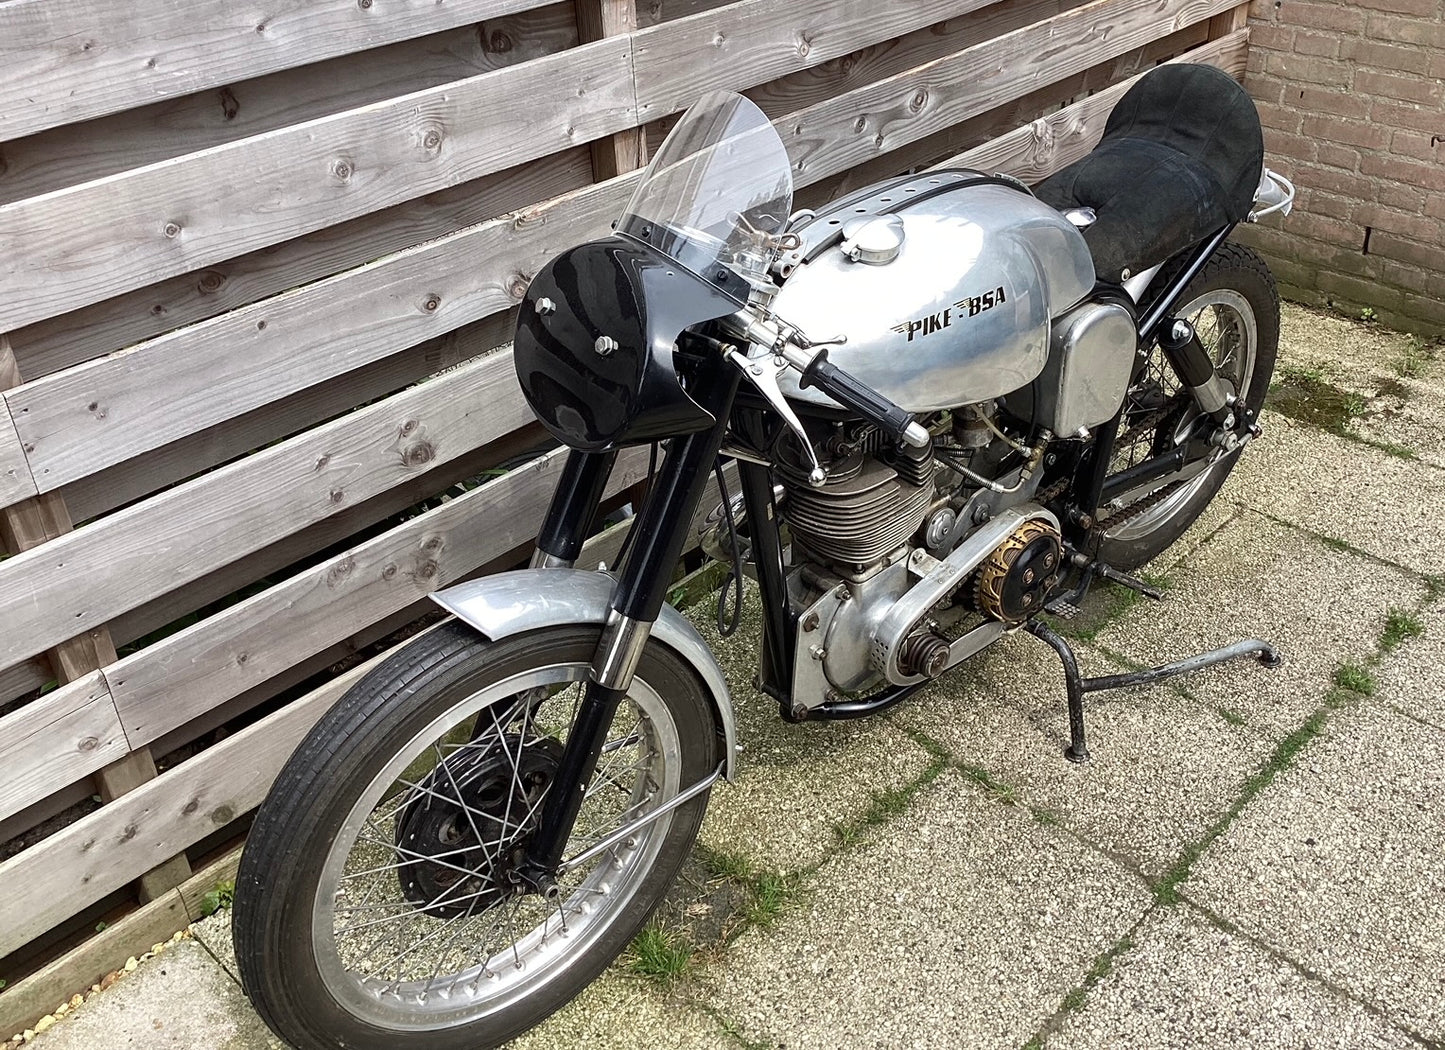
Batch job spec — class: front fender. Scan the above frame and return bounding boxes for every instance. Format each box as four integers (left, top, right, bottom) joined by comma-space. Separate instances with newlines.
431, 569, 737, 779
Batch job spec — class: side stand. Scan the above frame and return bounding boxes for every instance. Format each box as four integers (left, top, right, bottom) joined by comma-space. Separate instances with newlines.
1024, 620, 1282, 764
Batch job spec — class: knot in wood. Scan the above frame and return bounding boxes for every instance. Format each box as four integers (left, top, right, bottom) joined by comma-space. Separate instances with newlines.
211, 804, 236, 825
422, 127, 444, 153
198, 270, 226, 293
358, 0, 373, 8
485, 29, 514, 53
163, 222, 181, 238
416, 559, 439, 580
405, 441, 435, 466
910, 89, 928, 113
422, 294, 442, 312
78, 736, 99, 753
332, 159, 354, 181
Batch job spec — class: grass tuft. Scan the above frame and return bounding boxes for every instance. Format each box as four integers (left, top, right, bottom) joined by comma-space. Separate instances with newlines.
746, 872, 794, 930
629, 924, 692, 980
1333, 663, 1376, 696
1380, 608, 1425, 654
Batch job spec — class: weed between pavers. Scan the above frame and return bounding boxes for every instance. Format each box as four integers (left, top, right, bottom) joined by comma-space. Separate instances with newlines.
1379, 608, 1425, 654
628, 924, 692, 980
1333, 663, 1377, 696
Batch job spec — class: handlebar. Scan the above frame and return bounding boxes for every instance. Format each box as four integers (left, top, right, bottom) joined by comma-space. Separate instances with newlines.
798, 351, 930, 447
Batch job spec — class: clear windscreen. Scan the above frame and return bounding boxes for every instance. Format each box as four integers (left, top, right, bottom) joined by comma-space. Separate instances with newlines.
618, 91, 793, 288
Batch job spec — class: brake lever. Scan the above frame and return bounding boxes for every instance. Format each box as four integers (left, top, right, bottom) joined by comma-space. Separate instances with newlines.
725, 349, 826, 486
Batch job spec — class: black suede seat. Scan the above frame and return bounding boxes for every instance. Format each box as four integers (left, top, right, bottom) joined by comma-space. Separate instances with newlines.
1033, 64, 1264, 283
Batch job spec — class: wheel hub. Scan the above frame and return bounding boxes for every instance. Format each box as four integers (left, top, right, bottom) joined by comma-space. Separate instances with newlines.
393, 734, 564, 918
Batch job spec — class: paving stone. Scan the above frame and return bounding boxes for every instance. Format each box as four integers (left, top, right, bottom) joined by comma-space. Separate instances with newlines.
1372, 600, 1445, 731
896, 633, 1274, 877
509, 972, 729, 1050
1184, 702, 1445, 1042
1095, 512, 1423, 739
1274, 303, 1445, 468
189, 910, 239, 983
1052, 905, 1417, 1049
29, 940, 283, 1049
701, 769, 1152, 1050
1230, 415, 1445, 575
685, 588, 934, 874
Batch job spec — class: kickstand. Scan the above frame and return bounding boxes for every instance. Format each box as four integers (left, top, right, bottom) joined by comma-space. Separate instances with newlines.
1024, 620, 1282, 764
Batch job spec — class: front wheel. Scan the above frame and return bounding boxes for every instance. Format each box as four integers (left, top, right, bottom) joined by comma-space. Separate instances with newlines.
1097, 242, 1279, 570
234, 620, 717, 1050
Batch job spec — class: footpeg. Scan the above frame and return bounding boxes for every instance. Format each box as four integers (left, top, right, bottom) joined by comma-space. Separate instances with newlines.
1093, 563, 1165, 601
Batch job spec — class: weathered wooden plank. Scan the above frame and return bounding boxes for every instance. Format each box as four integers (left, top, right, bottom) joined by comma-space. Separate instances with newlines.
0, 0, 553, 143
938, 32, 1248, 184
0, 37, 634, 333
109, 444, 649, 747
0, 397, 36, 510
744, 0, 1070, 121
775, 0, 1238, 188
0, 849, 237, 1037
104, 425, 545, 663
62, 312, 515, 526
577, 0, 648, 180
0, 5, 581, 208
632, 0, 998, 118
793, 19, 1212, 209
0, 779, 92, 855
0, 346, 544, 673
0, 631, 403, 957
0, 673, 127, 824
7, 150, 590, 382
7, 180, 623, 491
0, 658, 52, 708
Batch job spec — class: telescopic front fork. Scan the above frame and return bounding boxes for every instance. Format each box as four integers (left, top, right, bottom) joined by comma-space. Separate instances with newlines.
516, 353, 741, 889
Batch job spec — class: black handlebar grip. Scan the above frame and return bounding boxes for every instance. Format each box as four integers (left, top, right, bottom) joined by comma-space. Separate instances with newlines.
798, 351, 919, 444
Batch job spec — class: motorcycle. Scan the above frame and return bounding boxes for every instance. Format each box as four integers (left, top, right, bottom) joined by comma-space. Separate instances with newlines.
234, 63, 1294, 1050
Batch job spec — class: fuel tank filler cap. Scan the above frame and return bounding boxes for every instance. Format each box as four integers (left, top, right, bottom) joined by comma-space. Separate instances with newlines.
840, 215, 904, 265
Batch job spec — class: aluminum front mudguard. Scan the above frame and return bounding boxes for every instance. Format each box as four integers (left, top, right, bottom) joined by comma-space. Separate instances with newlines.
430, 569, 737, 779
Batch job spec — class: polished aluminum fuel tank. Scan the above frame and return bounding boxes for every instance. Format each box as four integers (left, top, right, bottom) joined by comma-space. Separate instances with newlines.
771, 172, 1096, 413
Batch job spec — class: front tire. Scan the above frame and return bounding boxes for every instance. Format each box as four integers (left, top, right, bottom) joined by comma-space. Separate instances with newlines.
1097, 242, 1279, 570
234, 620, 717, 1050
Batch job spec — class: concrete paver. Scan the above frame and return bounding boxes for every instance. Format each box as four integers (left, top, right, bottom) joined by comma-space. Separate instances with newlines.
1372, 600, 1445, 732
700, 769, 1153, 1050
1184, 701, 1445, 1043
1096, 511, 1423, 739
1273, 305, 1445, 468
1052, 905, 1418, 1049
687, 590, 935, 874
897, 633, 1275, 876
510, 972, 729, 1050
1231, 415, 1445, 575
28, 941, 281, 1050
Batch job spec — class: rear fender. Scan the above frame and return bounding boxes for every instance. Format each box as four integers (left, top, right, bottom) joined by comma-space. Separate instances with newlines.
431, 569, 737, 779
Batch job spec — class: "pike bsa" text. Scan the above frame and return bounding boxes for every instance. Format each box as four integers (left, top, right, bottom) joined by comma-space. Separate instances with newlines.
891, 286, 1008, 342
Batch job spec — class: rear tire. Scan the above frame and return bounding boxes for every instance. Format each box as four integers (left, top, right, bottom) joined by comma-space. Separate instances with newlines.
233, 620, 717, 1050
1096, 242, 1278, 571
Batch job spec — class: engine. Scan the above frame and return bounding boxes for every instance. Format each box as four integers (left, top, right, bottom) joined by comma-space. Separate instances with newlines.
776, 424, 933, 571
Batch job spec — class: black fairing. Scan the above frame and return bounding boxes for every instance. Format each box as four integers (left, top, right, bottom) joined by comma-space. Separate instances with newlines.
514, 236, 741, 451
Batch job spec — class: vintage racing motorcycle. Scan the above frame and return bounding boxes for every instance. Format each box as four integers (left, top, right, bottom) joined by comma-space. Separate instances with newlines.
235, 63, 1295, 1049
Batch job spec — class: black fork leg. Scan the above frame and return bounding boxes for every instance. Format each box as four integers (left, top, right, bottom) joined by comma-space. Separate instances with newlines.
518, 354, 741, 885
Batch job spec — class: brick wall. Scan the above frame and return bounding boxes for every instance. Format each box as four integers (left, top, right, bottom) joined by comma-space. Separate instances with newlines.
1239, 0, 1444, 336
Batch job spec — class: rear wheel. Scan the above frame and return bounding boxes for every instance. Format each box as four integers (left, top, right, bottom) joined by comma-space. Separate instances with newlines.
233, 621, 717, 1050
1096, 243, 1278, 570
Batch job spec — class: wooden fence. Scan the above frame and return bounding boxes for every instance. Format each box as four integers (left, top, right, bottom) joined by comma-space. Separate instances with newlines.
0, 0, 1250, 1029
